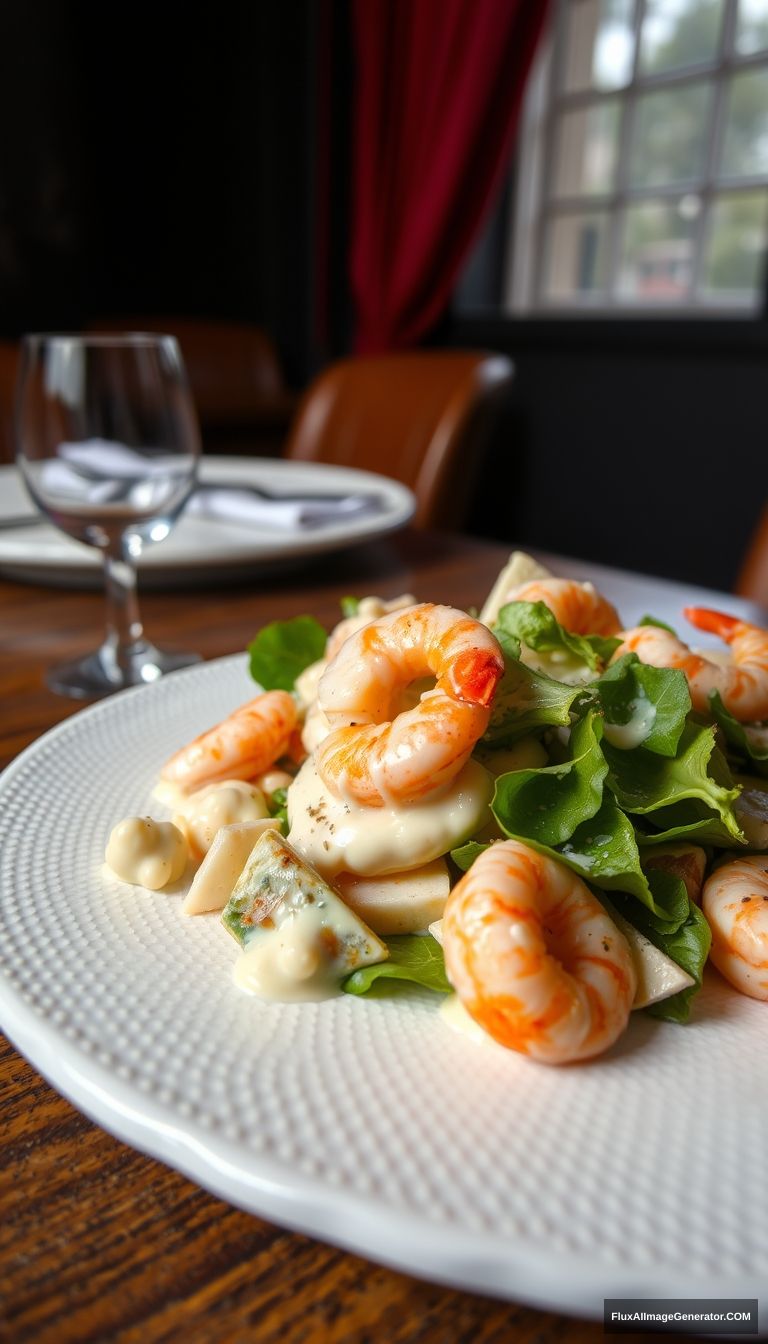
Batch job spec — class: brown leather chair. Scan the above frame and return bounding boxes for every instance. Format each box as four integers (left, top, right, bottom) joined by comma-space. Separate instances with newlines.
283, 351, 514, 530
0, 340, 20, 465
87, 317, 295, 454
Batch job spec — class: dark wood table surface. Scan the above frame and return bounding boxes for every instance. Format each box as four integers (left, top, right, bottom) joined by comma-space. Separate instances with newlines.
0, 530, 608, 1344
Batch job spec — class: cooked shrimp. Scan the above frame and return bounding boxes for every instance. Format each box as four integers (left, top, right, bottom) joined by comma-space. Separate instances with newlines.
441, 839, 636, 1064
315, 603, 504, 807
615, 607, 768, 721
161, 690, 298, 793
508, 578, 622, 636
702, 855, 768, 1001
325, 593, 416, 661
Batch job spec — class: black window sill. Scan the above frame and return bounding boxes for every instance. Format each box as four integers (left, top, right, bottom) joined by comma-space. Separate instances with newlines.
449, 310, 768, 357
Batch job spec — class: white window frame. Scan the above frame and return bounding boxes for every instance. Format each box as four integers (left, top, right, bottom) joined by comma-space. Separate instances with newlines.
506, 0, 768, 317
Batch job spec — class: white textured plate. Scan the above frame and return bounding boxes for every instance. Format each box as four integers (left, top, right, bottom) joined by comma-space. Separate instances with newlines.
0, 458, 415, 588
1, 570, 767, 1319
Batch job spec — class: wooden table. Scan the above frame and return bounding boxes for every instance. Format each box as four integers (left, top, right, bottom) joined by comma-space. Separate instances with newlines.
0, 530, 606, 1344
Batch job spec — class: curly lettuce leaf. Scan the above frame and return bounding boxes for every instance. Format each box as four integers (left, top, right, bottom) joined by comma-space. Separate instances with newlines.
248, 615, 327, 692
635, 802, 744, 848
497, 600, 621, 672
596, 654, 690, 757
708, 690, 768, 779
603, 722, 743, 842
342, 935, 450, 996
491, 710, 606, 847
485, 644, 586, 746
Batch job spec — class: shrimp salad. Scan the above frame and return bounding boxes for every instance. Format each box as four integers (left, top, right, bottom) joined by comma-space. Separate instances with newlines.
105, 555, 768, 1065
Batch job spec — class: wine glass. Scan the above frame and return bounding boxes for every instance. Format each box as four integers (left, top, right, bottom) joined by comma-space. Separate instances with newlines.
15, 333, 203, 699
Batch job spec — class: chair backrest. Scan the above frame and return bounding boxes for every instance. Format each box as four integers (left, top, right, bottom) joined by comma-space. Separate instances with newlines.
0, 341, 20, 465
86, 318, 294, 451
283, 351, 514, 529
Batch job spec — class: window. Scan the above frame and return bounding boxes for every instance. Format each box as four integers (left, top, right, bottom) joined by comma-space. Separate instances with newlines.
506, 0, 768, 314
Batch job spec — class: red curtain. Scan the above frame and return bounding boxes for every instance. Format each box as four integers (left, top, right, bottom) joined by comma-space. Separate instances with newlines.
350, 0, 550, 353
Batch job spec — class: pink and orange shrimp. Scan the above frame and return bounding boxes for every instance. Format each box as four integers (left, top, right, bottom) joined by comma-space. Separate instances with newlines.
161, 690, 298, 793
441, 839, 636, 1064
315, 603, 504, 807
509, 578, 622, 637
614, 607, 768, 721
701, 855, 768, 1001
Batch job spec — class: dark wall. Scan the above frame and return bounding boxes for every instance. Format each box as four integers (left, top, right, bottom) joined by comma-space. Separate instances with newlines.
0, 2, 316, 384
456, 336, 764, 594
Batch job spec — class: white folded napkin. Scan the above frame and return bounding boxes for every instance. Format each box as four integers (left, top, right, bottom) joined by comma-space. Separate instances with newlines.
59, 439, 182, 479
185, 487, 383, 531
37, 439, 384, 532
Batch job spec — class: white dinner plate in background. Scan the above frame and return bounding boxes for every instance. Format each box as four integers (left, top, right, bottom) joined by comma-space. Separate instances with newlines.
0, 458, 416, 588
0, 562, 766, 1319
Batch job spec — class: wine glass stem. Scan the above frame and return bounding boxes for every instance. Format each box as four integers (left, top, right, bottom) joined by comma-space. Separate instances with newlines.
103, 552, 147, 677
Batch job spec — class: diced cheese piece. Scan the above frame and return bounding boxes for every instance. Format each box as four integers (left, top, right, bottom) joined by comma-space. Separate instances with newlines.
479, 551, 553, 627
334, 859, 450, 935
182, 818, 280, 915
612, 912, 695, 1009
734, 776, 768, 850
430, 915, 693, 1011
642, 843, 707, 905
221, 829, 387, 983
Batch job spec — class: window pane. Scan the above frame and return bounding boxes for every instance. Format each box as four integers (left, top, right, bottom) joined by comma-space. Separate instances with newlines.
618, 198, 698, 300
720, 68, 768, 178
639, 0, 724, 74
700, 190, 768, 296
629, 83, 711, 187
542, 212, 610, 299
564, 0, 635, 92
553, 102, 621, 197
736, 0, 768, 55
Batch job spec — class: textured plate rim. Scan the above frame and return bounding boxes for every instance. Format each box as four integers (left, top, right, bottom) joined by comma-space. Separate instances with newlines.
0, 660, 765, 1318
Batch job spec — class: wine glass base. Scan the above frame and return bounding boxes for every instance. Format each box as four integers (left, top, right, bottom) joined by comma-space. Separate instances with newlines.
46, 644, 203, 700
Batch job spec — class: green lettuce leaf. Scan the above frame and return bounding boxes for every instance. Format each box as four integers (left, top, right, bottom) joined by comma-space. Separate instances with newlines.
342, 935, 450, 996
708, 690, 768, 779
491, 710, 606, 847
450, 840, 490, 872
484, 648, 586, 746
268, 786, 289, 834
639, 614, 677, 636
248, 615, 327, 692
596, 654, 690, 757
635, 802, 744, 848
633, 896, 711, 1024
340, 595, 360, 618
497, 600, 621, 672
603, 722, 743, 842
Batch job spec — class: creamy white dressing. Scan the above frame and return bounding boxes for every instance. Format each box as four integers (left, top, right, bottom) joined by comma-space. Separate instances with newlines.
287, 756, 493, 878
602, 691, 657, 749
521, 647, 595, 687
174, 779, 269, 859
105, 816, 187, 890
233, 878, 380, 1002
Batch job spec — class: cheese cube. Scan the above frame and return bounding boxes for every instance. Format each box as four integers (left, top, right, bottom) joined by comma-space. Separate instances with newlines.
335, 859, 451, 935
182, 818, 280, 915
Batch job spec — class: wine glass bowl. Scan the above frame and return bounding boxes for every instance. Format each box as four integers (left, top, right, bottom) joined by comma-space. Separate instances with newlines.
16, 334, 203, 698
